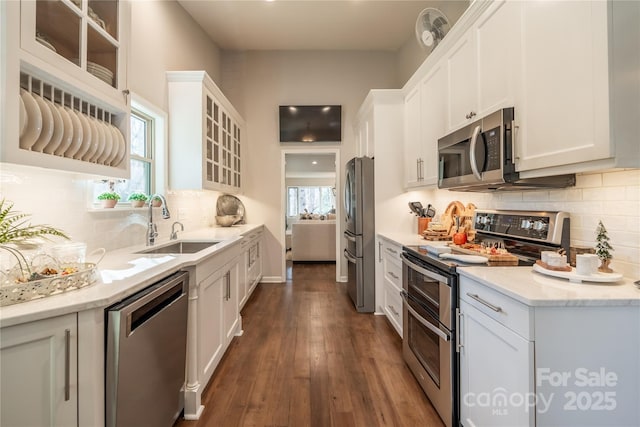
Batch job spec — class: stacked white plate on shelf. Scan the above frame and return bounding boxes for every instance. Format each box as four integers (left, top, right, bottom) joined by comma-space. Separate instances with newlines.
87, 61, 113, 86
18, 88, 126, 167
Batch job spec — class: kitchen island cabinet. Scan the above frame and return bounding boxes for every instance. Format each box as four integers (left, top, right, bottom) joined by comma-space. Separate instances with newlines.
167, 71, 244, 193
0, 313, 78, 427
458, 268, 640, 427
1, 0, 131, 179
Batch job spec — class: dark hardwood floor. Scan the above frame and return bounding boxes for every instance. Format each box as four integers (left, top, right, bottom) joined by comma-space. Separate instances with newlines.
176, 262, 444, 427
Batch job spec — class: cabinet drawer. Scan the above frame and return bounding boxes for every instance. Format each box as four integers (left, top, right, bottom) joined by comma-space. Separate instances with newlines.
383, 284, 403, 336
380, 238, 402, 266
383, 257, 402, 288
460, 276, 532, 340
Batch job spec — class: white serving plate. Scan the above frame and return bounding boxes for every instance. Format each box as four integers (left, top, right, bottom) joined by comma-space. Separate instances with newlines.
20, 89, 43, 149
532, 263, 623, 283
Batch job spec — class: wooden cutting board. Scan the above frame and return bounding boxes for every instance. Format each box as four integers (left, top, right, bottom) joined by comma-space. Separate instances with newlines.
448, 244, 519, 265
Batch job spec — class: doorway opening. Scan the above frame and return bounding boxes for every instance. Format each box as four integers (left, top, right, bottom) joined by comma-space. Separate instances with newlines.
280, 148, 341, 282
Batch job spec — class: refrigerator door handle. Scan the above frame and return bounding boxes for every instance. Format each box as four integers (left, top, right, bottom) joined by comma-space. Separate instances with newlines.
344, 249, 357, 264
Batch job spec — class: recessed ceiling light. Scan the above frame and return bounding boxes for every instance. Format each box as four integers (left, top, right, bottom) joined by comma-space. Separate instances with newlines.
312, 161, 318, 165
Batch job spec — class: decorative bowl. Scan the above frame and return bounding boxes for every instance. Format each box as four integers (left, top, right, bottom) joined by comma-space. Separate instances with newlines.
216, 215, 241, 227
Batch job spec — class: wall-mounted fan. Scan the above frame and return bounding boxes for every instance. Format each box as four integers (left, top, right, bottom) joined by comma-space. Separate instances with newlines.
415, 8, 450, 51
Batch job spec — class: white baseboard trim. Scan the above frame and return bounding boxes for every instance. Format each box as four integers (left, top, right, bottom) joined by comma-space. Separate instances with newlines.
260, 276, 284, 283
337, 275, 348, 283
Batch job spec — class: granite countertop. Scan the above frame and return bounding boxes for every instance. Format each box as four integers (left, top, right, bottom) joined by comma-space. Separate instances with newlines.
458, 266, 640, 307
0, 224, 264, 327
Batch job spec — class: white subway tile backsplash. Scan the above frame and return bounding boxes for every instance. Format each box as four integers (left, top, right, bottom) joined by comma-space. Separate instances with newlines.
602, 169, 640, 187
419, 169, 640, 278
575, 173, 603, 188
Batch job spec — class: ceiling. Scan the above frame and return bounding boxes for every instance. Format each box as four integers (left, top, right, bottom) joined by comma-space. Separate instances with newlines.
285, 153, 336, 178
177, 0, 468, 51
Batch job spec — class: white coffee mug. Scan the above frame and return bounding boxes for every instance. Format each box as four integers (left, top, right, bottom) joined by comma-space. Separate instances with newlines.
576, 253, 599, 276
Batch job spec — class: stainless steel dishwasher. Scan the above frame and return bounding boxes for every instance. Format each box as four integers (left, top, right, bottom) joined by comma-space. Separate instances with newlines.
105, 271, 189, 427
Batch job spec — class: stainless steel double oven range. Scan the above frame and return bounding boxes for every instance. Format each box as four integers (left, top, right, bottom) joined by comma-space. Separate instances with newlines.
400, 209, 570, 427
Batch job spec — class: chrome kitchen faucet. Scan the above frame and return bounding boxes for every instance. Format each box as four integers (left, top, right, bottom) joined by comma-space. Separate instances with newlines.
147, 194, 170, 246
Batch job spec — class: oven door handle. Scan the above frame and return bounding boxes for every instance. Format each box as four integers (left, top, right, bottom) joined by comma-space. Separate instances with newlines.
401, 253, 448, 284
401, 291, 450, 342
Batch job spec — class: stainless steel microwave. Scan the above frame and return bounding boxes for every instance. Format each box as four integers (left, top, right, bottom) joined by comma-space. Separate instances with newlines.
437, 107, 575, 192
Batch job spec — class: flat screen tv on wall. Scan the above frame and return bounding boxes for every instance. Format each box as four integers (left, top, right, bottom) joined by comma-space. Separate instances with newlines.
279, 105, 342, 143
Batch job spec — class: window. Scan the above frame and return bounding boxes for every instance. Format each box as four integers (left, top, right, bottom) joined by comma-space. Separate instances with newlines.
287, 186, 335, 216
92, 95, 166, 206
121, 109, 154, 200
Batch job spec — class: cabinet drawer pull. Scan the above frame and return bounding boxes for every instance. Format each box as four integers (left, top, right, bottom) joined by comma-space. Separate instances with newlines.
388, 304, 399, 316
386, 247, 398, 255
64, 328, 71, 401
378, 242, 382, 262
466, 293, 502, 312
388, 271, 399, 280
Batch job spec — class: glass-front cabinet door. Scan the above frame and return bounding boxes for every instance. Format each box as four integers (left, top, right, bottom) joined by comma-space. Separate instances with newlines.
19, 0, 128, 105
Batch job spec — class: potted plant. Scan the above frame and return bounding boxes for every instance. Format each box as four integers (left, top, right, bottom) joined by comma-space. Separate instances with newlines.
127, 192, 148, 208
97, 191, 121, 208
0, 199, 69, 281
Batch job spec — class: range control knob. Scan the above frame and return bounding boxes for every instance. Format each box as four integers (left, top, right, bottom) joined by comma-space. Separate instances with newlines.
533, 220, 548, 232
521, 219, 532, 230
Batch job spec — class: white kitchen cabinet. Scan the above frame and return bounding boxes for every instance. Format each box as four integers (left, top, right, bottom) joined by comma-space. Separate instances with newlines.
222, 261, 240, 344
377, 236, 403, 336
514, 0, 639, 174
185, 242, 243, 419
419, 63, 447, 186
354, 106, 374, 158
459, 272, 640, 426
445, 0, 520, 133
196, 255, 240, 386
167, 71, 244, 193
0, 313, 78, 427
239, 228, 263, 309
403, 64, 447, 189
0, 0, 131, 178
403, 85, 423, 187
445, 31, 477, 132
458, 299, 534, 427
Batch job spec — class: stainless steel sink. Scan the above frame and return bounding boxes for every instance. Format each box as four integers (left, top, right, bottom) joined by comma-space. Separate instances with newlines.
135, 241, 222, 254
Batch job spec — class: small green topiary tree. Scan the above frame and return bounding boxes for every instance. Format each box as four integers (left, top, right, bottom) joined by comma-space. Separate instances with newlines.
595, 220, 613, 272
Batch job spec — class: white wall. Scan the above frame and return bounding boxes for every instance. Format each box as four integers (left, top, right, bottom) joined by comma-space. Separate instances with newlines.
128, 0, 222, 109
396, 0, 470, 86
222, 50, 398, 281
404, 170, 640, 279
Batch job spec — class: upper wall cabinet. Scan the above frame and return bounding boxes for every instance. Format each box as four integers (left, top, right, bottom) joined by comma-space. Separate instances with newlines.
0, 0, 131, 178
515, 0, 639, 175
402, 0, 638, 181
167, 71, 244, 193
445, 0, 520, 133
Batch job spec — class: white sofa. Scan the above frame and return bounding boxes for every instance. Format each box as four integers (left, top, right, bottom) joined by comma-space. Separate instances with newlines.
291, 220, 336, 261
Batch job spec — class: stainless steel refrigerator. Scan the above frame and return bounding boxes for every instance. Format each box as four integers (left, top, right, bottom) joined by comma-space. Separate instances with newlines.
343, 156, 375, 312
